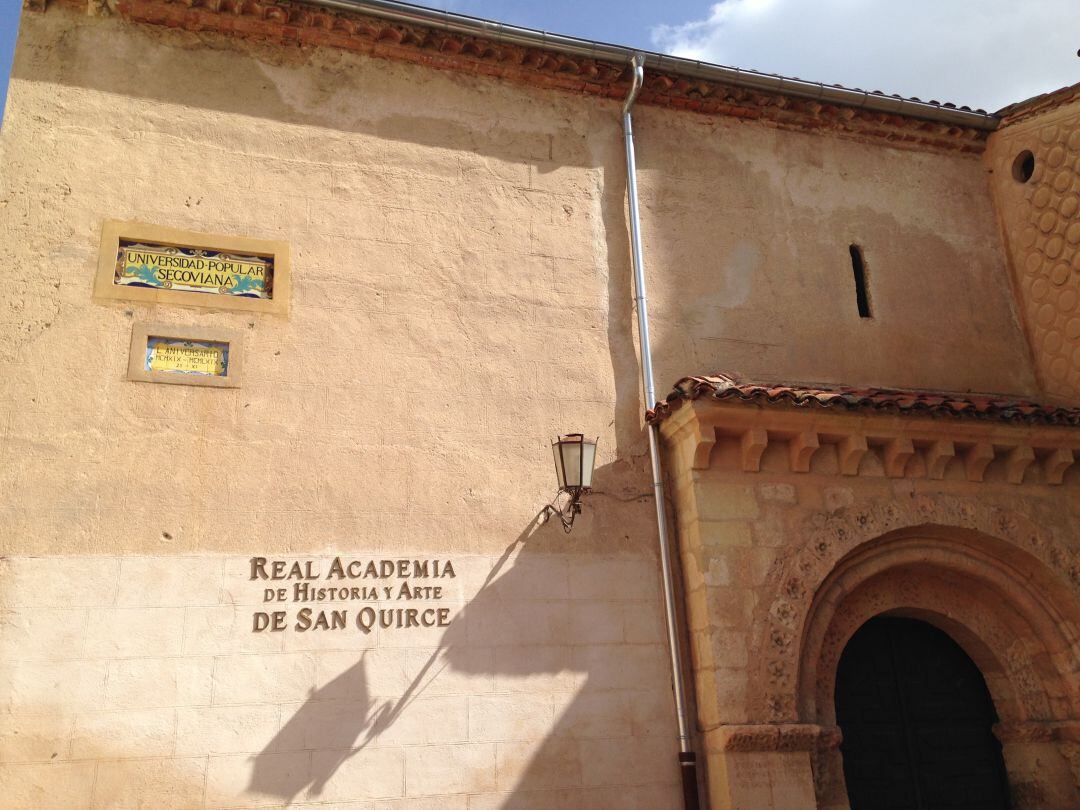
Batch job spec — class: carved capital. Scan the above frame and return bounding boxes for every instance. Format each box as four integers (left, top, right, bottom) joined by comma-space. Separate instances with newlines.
714, 723, 842, 752
994, 721, 1053, 743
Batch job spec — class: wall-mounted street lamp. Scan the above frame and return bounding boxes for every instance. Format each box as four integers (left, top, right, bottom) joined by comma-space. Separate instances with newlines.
541, 433, 598, 533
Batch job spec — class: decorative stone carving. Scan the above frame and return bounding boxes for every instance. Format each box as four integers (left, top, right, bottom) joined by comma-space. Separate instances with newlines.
987, 100, 1080, 400
749, 494, 1080, 725
714, 723, 841, 753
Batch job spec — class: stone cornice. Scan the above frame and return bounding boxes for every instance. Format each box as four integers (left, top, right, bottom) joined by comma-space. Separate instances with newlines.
996, 82, 1080, 129
37, 0, 990, 154
660, 399, 1080, 485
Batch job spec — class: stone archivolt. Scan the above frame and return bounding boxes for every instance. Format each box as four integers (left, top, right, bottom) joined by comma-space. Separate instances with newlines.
661, 397, 1079, 485
784, 515, 1080, 808
749, 493, 1080, 714
40, 0, 990, 153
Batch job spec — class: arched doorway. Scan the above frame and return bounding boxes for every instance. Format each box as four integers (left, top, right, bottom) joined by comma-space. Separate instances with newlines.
835, 616, 1011, 810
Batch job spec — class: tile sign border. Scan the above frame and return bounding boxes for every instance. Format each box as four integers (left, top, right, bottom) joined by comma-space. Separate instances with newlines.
95, 220, 290, 316
127, 322, 244, 389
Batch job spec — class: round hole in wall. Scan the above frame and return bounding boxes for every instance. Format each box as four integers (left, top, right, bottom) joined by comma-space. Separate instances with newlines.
1012, 150, 1035, 183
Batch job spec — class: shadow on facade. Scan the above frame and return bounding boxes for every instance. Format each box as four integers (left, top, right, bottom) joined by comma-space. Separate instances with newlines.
17, 15, 676, 804
249, 517, 544, 801
249, 492, 671, 804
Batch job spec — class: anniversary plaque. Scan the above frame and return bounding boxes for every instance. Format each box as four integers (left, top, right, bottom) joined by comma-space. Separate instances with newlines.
145, 336, 230, 377
127, 323, 243, 388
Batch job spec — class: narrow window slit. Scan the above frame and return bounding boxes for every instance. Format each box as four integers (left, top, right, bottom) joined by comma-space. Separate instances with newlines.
849, 244, 871, 319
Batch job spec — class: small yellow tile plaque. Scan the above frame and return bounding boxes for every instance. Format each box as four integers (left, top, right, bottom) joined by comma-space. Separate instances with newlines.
146, 337, 229, 377
128, 323, 243, 388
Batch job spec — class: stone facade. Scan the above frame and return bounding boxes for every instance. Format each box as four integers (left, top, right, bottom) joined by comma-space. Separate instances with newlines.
1, 3, 1078, 809
658, 395, 1080, 808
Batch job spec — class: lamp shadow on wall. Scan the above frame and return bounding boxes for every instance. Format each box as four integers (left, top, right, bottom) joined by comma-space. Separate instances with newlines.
248, 462, 673, 806
246, 510, 556, 802
246, 511, 555, 803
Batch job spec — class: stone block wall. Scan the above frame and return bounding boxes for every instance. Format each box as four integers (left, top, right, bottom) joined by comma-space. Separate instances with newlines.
661, 401, 1080, 810
0, 551, 682, 808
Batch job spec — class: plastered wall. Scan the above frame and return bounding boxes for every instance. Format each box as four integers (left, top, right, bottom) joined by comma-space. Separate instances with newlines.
631, 101, 1036, 398
0, 5, 1051, 809
1, 8, 681, 808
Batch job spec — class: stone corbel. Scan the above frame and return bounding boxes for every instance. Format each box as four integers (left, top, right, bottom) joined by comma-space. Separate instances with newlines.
884, 437, 915, 478
687, 421, 717, 470
740, 428, 769, 472
656, 399, 1079, 485
838, 434, 868, 475
1006, 445, 1036, 484
964, 443, 995, 482
662, 405, 719, 471
925, 439, 956, 480
1043, 448, 1076, 485
789, 431, 820, 473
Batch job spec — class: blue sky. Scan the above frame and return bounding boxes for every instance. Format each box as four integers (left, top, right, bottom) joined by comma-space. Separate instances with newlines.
434, 0, 700, 50
436, 0, 1078, 112
0, 0, 19, 130
1, 1, 1077, 120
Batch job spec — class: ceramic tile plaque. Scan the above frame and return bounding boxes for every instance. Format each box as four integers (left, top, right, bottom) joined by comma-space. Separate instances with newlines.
116, 242, 273, 299
146, 336, 229, 376
127, 323, 243, 388
96, 221, 290, 315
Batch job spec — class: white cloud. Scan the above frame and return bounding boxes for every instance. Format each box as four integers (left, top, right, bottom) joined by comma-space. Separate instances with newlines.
652, 0, 1078, 112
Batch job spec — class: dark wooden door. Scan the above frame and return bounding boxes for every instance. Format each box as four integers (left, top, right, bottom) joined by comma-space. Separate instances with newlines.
835, 617, 1011, 810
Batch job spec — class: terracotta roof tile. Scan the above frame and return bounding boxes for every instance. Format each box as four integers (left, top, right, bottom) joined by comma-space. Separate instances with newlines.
648, 373, 1080, 427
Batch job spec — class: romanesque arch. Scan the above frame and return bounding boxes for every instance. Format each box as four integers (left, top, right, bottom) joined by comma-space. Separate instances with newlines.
748, 494, 1080, 809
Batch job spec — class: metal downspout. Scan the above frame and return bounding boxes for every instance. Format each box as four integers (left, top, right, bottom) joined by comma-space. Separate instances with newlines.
621, 52, 700, 810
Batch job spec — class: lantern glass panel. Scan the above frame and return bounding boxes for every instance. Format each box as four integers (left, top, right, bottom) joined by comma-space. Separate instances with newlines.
552, 440, 566, 490
560, 440, 584, 488
580, 439, 597, 488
